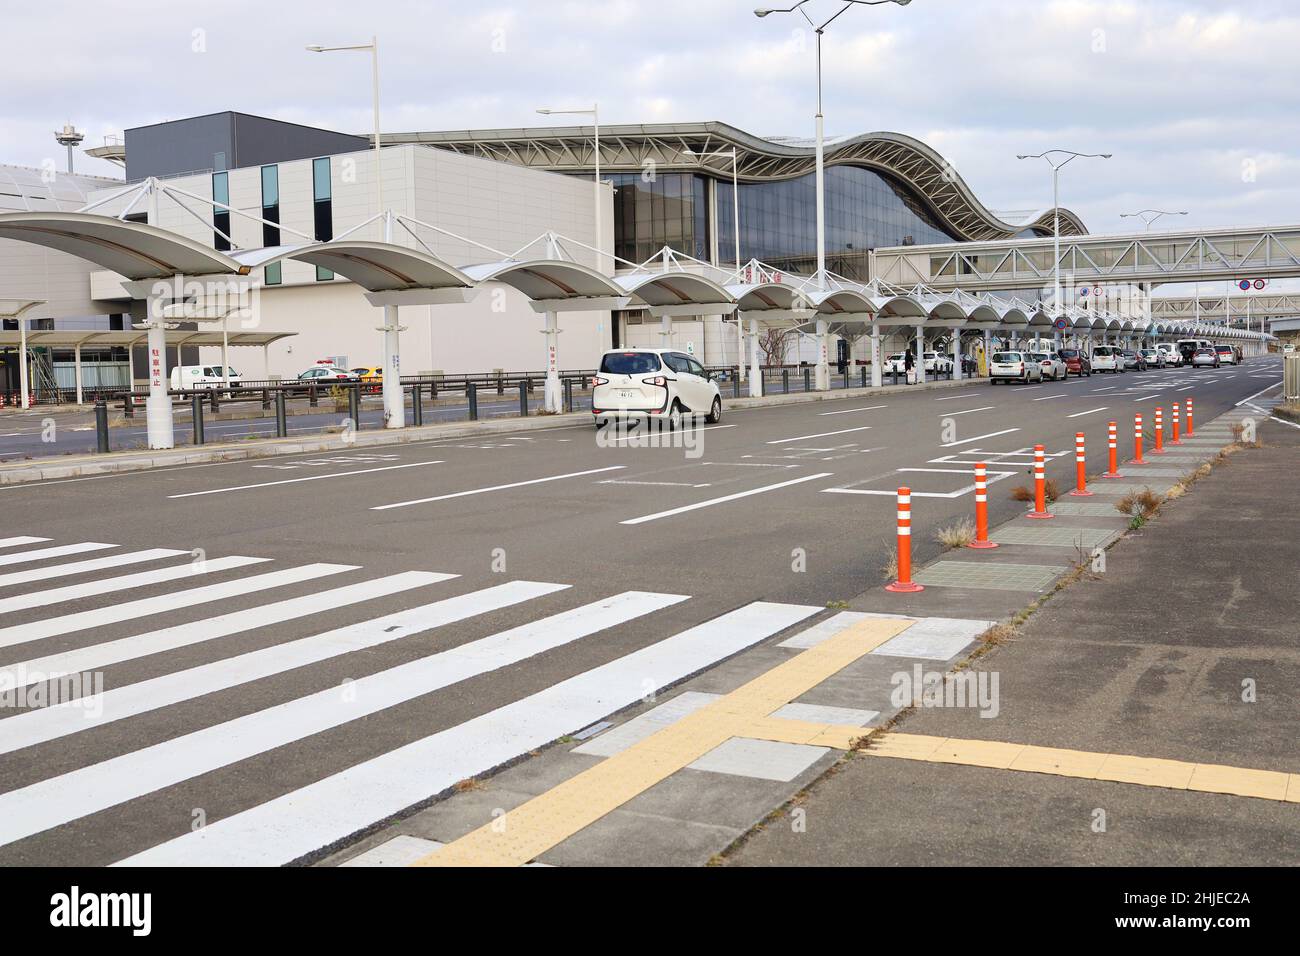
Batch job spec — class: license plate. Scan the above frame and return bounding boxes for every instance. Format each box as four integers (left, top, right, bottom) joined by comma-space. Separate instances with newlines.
616, 389, 638, 400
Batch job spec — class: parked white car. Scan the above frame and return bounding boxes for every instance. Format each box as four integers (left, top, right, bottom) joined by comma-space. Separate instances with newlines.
591, 348, 721, 426
1091, 346, 1126, 373
169, 365, 243, 390
884, 353, 908, 374
989, 351, 1043, 385
1157, 344, 1183, 367
923, 351, 953, 375
1214, 344, 1238, 365
1031, 351, 1067, 381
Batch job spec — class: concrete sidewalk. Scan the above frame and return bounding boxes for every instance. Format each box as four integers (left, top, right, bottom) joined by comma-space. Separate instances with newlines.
725, 414, 1299, 866
0, 374, 975, 486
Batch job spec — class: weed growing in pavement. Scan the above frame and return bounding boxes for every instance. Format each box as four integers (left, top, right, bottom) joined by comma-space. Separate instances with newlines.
1009, 480, 1060, 503
1044, 478, 1061, 502
934, 518, 976, 550
881, 546, 898, 582
1009, 485, 1034, 502
1116, 488, 1162, 520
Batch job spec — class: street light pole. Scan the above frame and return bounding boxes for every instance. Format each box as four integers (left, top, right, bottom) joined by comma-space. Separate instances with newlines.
1017, 149, 1111, 315
537, 105, 602, 275
307, 36, 382, 217
756, 0, 912, 390
1120, 208, 1189, 232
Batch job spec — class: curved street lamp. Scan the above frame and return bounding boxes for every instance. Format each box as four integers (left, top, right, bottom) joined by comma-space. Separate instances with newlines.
1017, 149, 1111, 314
1120, 209, 1189, 231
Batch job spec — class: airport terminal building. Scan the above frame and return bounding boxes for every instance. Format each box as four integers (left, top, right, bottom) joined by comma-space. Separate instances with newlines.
5, 112, 1088, 389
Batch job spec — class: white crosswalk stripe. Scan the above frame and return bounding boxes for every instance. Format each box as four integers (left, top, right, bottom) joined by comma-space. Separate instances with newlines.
0, 534, 823, 867
0, 541, 116, 567
0, 537, 51, 550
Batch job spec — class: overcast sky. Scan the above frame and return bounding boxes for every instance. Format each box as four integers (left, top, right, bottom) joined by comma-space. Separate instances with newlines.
9, 0, 1300, 236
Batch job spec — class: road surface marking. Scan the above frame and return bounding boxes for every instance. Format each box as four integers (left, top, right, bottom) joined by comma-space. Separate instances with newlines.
0, 555, 262, 615
620, 472, 832, 525
0, 579, 616, 756
1236, 382, 1283, 406
115, 601, 822, 866
0, 542, 116, 568
940, 406, 996, 417
939, 428, 1019, 448
0, 587, 690, 851
411, 614, 910, 867
818, 405, 888, 416
373, 466, 626, 510
0, 549, 187, 589
0, 536, 50, 549
766, 426, 872, 444
934, 393, 981, 401
167, 461, 444, 499
1031, 394, 1068, 401
1133, 394, 1161, 401
0, 560, 336, 654
1067, 407, 1108, 419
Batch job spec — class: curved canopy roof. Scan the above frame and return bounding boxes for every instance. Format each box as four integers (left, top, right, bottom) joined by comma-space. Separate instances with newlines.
0, 328, 294, 349
0, 212, 245, 280
613, 272, 736, 311
232, 242, 474, 293
461, 259, 626, 301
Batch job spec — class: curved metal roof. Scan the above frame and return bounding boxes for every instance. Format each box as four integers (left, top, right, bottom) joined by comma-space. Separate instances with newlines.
232, 242, 474, 293
613, 272, 736, 310
0, 211, 245, 280
390, 121, 1089, 242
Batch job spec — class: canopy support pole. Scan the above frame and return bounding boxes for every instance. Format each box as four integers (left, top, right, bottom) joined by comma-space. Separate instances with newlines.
74, 344, 83, 405
915, 326, 926, 384
382, 304, 405, 428
815, 319, 829, 390
952, 330, 963, 381
870, 323, 882, 387
748, 316, 763, 398
543, 309, 561, 414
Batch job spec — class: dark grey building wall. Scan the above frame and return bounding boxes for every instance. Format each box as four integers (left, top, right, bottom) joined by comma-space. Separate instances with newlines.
125, 112, 368, 181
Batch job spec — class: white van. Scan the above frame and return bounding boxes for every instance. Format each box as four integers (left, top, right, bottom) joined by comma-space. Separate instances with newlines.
169, 365, 242, 390
1091, 346, 1126, 373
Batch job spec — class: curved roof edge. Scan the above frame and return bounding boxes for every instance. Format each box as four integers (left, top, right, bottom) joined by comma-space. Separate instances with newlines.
384, 121, 1089, 243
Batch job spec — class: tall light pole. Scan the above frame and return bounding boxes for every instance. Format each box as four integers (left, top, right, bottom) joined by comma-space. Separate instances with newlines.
307, 37, 382, 217
537, 105, 603, 274
1017, 149, 1111, 316
756, 0, 912, 389
1120, 208, 1188, 231
683, 147, 744, 376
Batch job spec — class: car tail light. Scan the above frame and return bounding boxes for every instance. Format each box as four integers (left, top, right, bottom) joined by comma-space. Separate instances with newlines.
592, 377, 608, 387
643, 376, 667, 387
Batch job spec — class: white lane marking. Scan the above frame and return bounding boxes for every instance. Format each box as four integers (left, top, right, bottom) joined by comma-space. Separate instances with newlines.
1091, 386, 1117, 392
1236, 381, 1283, 406
0, 587, 695, 849
0, 578, 590, 756
114, 601, 821, 866
599, 479, 712, 488
373, 465, 626, 510
0, 537, 50, 549
1067, 407, 1109, 419
940, 406, 996, 417
1133, 394, 1161, 402
1, 570, 453, 691
167, 461, 443, 499
620, 472, 832, 525
0, 542, 116, 568
767, 426, 872, 444
0, 555, 253, 616
0, 549, 187, 589
0, 560, 337, 653
939, 428, 1019, 448
600, 424, 737, 444
818, 405, 888, 416
1176, 385, 1194, 391
823, 468, 1015, 498
933, 393, 982, 402
1032, 394, 1068, 402
1269, 415, 1300, 430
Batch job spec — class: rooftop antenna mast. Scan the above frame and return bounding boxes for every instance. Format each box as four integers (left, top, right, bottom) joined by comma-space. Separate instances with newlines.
54, 122, 85, 174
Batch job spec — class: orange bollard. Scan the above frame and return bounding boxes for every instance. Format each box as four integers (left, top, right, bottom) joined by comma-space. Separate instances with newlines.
886, 487, 925, 592
1132, 413, 1146, 464
1103, 421, 1124, 478
1152, 407, 1165, 454
1171, 402, 1182, 445
1069, 432, 1093, 497
1027, 444, 1054, 519
969, 462, 999, 549
1186, 397, 1195, 436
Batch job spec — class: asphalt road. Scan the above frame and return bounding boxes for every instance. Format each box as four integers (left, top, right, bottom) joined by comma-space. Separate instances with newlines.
0, 356, 1282, 865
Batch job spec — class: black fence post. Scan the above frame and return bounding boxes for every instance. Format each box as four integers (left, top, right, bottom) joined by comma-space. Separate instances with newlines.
261, 388, 271, 411
564, 378, 574, 413
803, 368, 811, 392
861, 366, 867, 387
348, 383, 361, 425
732, 371, 741, 399
123, 392, 135, 419
782, 369, 790, 394
411, 384, 423, 427
468, 382, 479, 420
275, 390, 288, 437
190, 393, 205, 446
209, 389, 219, 414
309, 385, 318, 407
518, 381, 529, 416
94, 398, 109, 453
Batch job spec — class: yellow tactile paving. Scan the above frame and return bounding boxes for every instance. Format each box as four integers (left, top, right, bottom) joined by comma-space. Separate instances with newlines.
412, 614, 915, 867
1095, 753, 1196, 790
1287, 776, 1300, 804
1187, 764, 1290, 801
1008, 745, 1110, 779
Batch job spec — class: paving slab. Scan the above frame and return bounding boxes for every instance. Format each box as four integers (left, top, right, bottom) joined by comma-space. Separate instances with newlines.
688, 738, 831, 782
912, 560, 1068, 592
990, 525, 1119, 549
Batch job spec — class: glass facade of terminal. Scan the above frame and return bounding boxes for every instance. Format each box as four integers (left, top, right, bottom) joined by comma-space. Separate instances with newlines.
604, 164, 961, 280
717, 165, 957, 281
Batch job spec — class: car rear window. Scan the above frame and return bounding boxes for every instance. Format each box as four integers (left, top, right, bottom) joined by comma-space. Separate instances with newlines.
600, 352, 662, 375
992, 352, 1021, 362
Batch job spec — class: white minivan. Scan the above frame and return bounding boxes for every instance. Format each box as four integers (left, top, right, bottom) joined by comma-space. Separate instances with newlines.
1091, 346, 1126, 373
591, 348, 721, 427
169, 365, 242, 390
